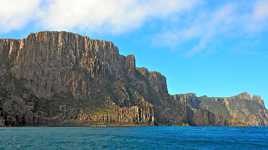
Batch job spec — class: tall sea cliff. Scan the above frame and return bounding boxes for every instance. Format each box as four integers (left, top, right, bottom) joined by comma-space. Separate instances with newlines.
0, 31, 267, 126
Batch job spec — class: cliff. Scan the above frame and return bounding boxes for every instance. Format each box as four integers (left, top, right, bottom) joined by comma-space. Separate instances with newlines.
0, 31, 267, 126
167, 93, 268, 126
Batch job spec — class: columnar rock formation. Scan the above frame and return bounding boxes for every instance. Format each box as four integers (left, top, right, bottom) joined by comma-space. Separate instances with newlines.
167, 93, 268, 126
0, 31, 267, 126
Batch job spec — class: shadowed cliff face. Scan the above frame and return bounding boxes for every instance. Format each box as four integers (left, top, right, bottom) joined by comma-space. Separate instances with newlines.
0, 31, 267, 126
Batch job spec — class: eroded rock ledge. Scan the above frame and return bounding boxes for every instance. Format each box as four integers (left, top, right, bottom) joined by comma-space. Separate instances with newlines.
0, 31, 267, 127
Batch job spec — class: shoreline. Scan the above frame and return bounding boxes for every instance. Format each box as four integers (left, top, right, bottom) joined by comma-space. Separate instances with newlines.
1, 124, 267, 128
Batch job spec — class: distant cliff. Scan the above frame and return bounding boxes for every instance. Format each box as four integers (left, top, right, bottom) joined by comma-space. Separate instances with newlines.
0, 31, 267, 127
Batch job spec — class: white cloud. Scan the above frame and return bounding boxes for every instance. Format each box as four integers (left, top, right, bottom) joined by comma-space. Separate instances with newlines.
248, 0, 268, 32
0, 0, 40, 33
1, 0, 268, 57
154, 0, 268, 56
154, 4, 237, 55
188, 4, 236, 55
40, 0, 200, 33
253, 0, 268, 21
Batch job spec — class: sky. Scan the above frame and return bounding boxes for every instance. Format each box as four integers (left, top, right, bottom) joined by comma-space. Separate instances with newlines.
0, 0, 268, 106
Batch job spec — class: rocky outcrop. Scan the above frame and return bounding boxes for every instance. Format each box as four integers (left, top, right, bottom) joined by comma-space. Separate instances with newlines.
0, 31, 267, 126
167, 93, 268, 126
78, 100, 154, 125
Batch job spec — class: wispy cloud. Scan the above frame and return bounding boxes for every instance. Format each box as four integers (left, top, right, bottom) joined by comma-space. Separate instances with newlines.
153, 0, 268, 56
253, 0, 268, 21
1, 0, 268, 57
39, 0, 200, 34
248, 0, 268, 32
0, 0, 40, 33
0, 0, 200, 34
187, 4, 236, 56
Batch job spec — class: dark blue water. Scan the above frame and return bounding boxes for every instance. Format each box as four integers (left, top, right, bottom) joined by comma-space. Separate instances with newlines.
0, 127, 268, 150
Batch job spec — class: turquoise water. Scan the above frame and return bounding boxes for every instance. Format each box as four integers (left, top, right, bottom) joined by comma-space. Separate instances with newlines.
0, 127, 268, 150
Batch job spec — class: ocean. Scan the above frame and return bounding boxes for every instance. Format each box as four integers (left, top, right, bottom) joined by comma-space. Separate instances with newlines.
0, 126, 267, 150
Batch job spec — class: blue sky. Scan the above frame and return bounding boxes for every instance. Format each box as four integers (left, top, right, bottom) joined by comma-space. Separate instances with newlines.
0, 0, 268, 105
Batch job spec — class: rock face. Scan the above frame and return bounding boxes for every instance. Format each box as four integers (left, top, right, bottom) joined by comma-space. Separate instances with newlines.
167, 93, 268, 126
0, 31, 267, 126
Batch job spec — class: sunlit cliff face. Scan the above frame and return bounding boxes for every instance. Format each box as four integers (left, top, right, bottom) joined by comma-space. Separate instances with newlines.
0, 31, 267, 127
